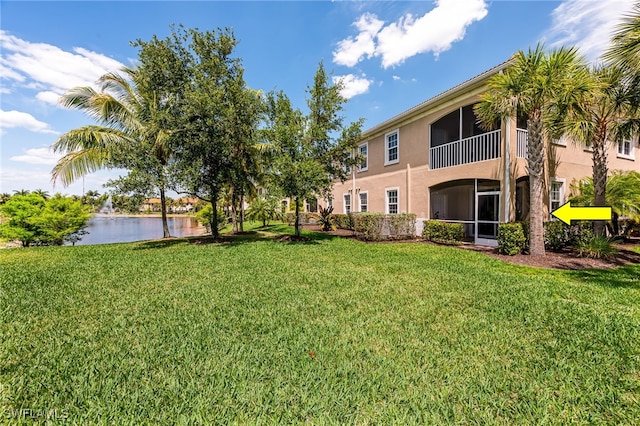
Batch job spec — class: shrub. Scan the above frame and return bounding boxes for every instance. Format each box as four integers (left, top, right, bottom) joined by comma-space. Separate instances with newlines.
284, 212, 319, 226
543, 221, 593, 251
576, 235, 617, 259
332, 213, 354, 230
317, 205, 334, 231
497, 223, 527, 255
386, 214, 416, 240
352, 213, 416, 241
422, 220, 463, 245
195, 205, 227, 234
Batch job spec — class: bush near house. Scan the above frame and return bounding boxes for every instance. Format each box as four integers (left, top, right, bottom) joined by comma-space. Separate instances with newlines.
497, 223, 527, 255
498, 221, 598, 256
332, 213, 354, 231
351, 213, 416, 241
421, 220, 464, 245
284, 212, 319, 226
543, 221, 593, 251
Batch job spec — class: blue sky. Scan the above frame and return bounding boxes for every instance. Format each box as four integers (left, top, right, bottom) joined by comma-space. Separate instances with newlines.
0, 0, 635, 196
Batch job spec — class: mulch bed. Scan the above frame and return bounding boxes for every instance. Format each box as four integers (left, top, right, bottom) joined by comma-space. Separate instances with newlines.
460, 244, 640, 270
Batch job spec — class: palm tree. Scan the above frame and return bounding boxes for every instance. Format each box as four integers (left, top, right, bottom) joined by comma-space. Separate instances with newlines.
570, 170, 640, 236
12, 189, 31, 196
475, 44, 591, 256
556, 65, 635, 236
604, 2, 640, 78
32, 189, 50, 200
51, 68, 173, 238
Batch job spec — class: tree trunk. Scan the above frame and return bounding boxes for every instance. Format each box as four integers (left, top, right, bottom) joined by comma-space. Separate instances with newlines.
159, 186, 171, 238
239, 191, 245, 233
294, 197, 300, 237
591, 132, 608, 237
230, 187, 238, 234
210, 186, 220, 239
528, 113, 546, 256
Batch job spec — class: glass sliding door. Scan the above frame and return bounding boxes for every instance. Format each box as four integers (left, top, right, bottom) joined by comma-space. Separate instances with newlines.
476, 191, 500, 246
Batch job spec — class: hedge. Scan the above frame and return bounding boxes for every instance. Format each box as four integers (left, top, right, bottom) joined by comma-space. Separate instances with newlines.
421, 220, 464, 245
284, 212, 319, 226
351, 213, 416, 241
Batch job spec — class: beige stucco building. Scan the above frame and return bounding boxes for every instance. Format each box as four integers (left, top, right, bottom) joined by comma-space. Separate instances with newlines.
329, 61, 639, 246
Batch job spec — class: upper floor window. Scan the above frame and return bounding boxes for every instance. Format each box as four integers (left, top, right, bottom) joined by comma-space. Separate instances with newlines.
385, 130, 399, 165
618, 139, 635, 159
358, 142, 368, 172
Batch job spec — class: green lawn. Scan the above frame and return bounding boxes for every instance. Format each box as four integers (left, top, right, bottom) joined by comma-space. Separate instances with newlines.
1, 223, 639, 424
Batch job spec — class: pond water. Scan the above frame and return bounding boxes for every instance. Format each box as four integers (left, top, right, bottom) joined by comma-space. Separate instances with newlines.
73, 216, 206, 246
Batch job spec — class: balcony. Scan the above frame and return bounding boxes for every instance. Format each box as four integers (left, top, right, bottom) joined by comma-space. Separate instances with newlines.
516, 128, 528, 159
430, 129, 501, 170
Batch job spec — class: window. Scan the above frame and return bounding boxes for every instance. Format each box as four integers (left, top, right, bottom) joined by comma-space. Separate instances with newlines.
327, 197, 333, 208
618, 139, 635, 159
358, 143, 368, 172
552, 134, 568, 146
343, 194, 351, 214
359, 192, 368, 212
385, 130, 399, 165
550, 179, 565, 217
386, 188, 399, 214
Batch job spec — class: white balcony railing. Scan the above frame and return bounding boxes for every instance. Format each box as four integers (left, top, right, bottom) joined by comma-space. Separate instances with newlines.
430, 129, 501, 170
516, 128, 528, 159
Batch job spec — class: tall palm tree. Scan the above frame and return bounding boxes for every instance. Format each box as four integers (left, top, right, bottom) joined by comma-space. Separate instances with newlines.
556, 65, 635, 236
51, 68, 173, 238
475, 44, 591, 256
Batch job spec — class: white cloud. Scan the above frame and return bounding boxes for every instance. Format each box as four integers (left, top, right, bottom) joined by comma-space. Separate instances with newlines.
392, 75, 401, 81
36, 91, 62, 106
0, 109, 58, 134
333, 0, 488, 69
333, 13, 384, 67
333, 74, 373, 99
10, 147, 62, 165
546, 0, 635, 61
0, 30, 125, 105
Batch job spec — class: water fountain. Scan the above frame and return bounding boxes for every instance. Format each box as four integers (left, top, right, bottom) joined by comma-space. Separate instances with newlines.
97, 194, 115, 218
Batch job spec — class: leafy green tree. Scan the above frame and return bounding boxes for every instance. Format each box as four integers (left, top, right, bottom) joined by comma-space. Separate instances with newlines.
51, 68, 175, 238
0, 193, 11, 205
570, 170, 640, 236
264, 63, 363, 237
136, 27, 258, 239
0, 194, 46, 246
30, 194, 92, 245
0, 194, 90, 246
556, 65, 635, 236
475, 44, 591, 256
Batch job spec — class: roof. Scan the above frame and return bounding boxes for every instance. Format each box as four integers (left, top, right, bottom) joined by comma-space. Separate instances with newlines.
362, 58, 514, 138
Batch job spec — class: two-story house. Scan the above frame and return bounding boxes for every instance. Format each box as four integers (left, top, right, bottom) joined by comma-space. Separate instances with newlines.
329, 61, 638, 246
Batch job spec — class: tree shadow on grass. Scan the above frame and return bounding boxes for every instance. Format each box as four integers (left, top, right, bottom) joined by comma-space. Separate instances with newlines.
132, 226, 340, 250
567, 264, 640, 289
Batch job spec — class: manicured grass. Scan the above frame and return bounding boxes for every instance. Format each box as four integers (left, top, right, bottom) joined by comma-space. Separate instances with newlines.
1, 223, 639, 424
